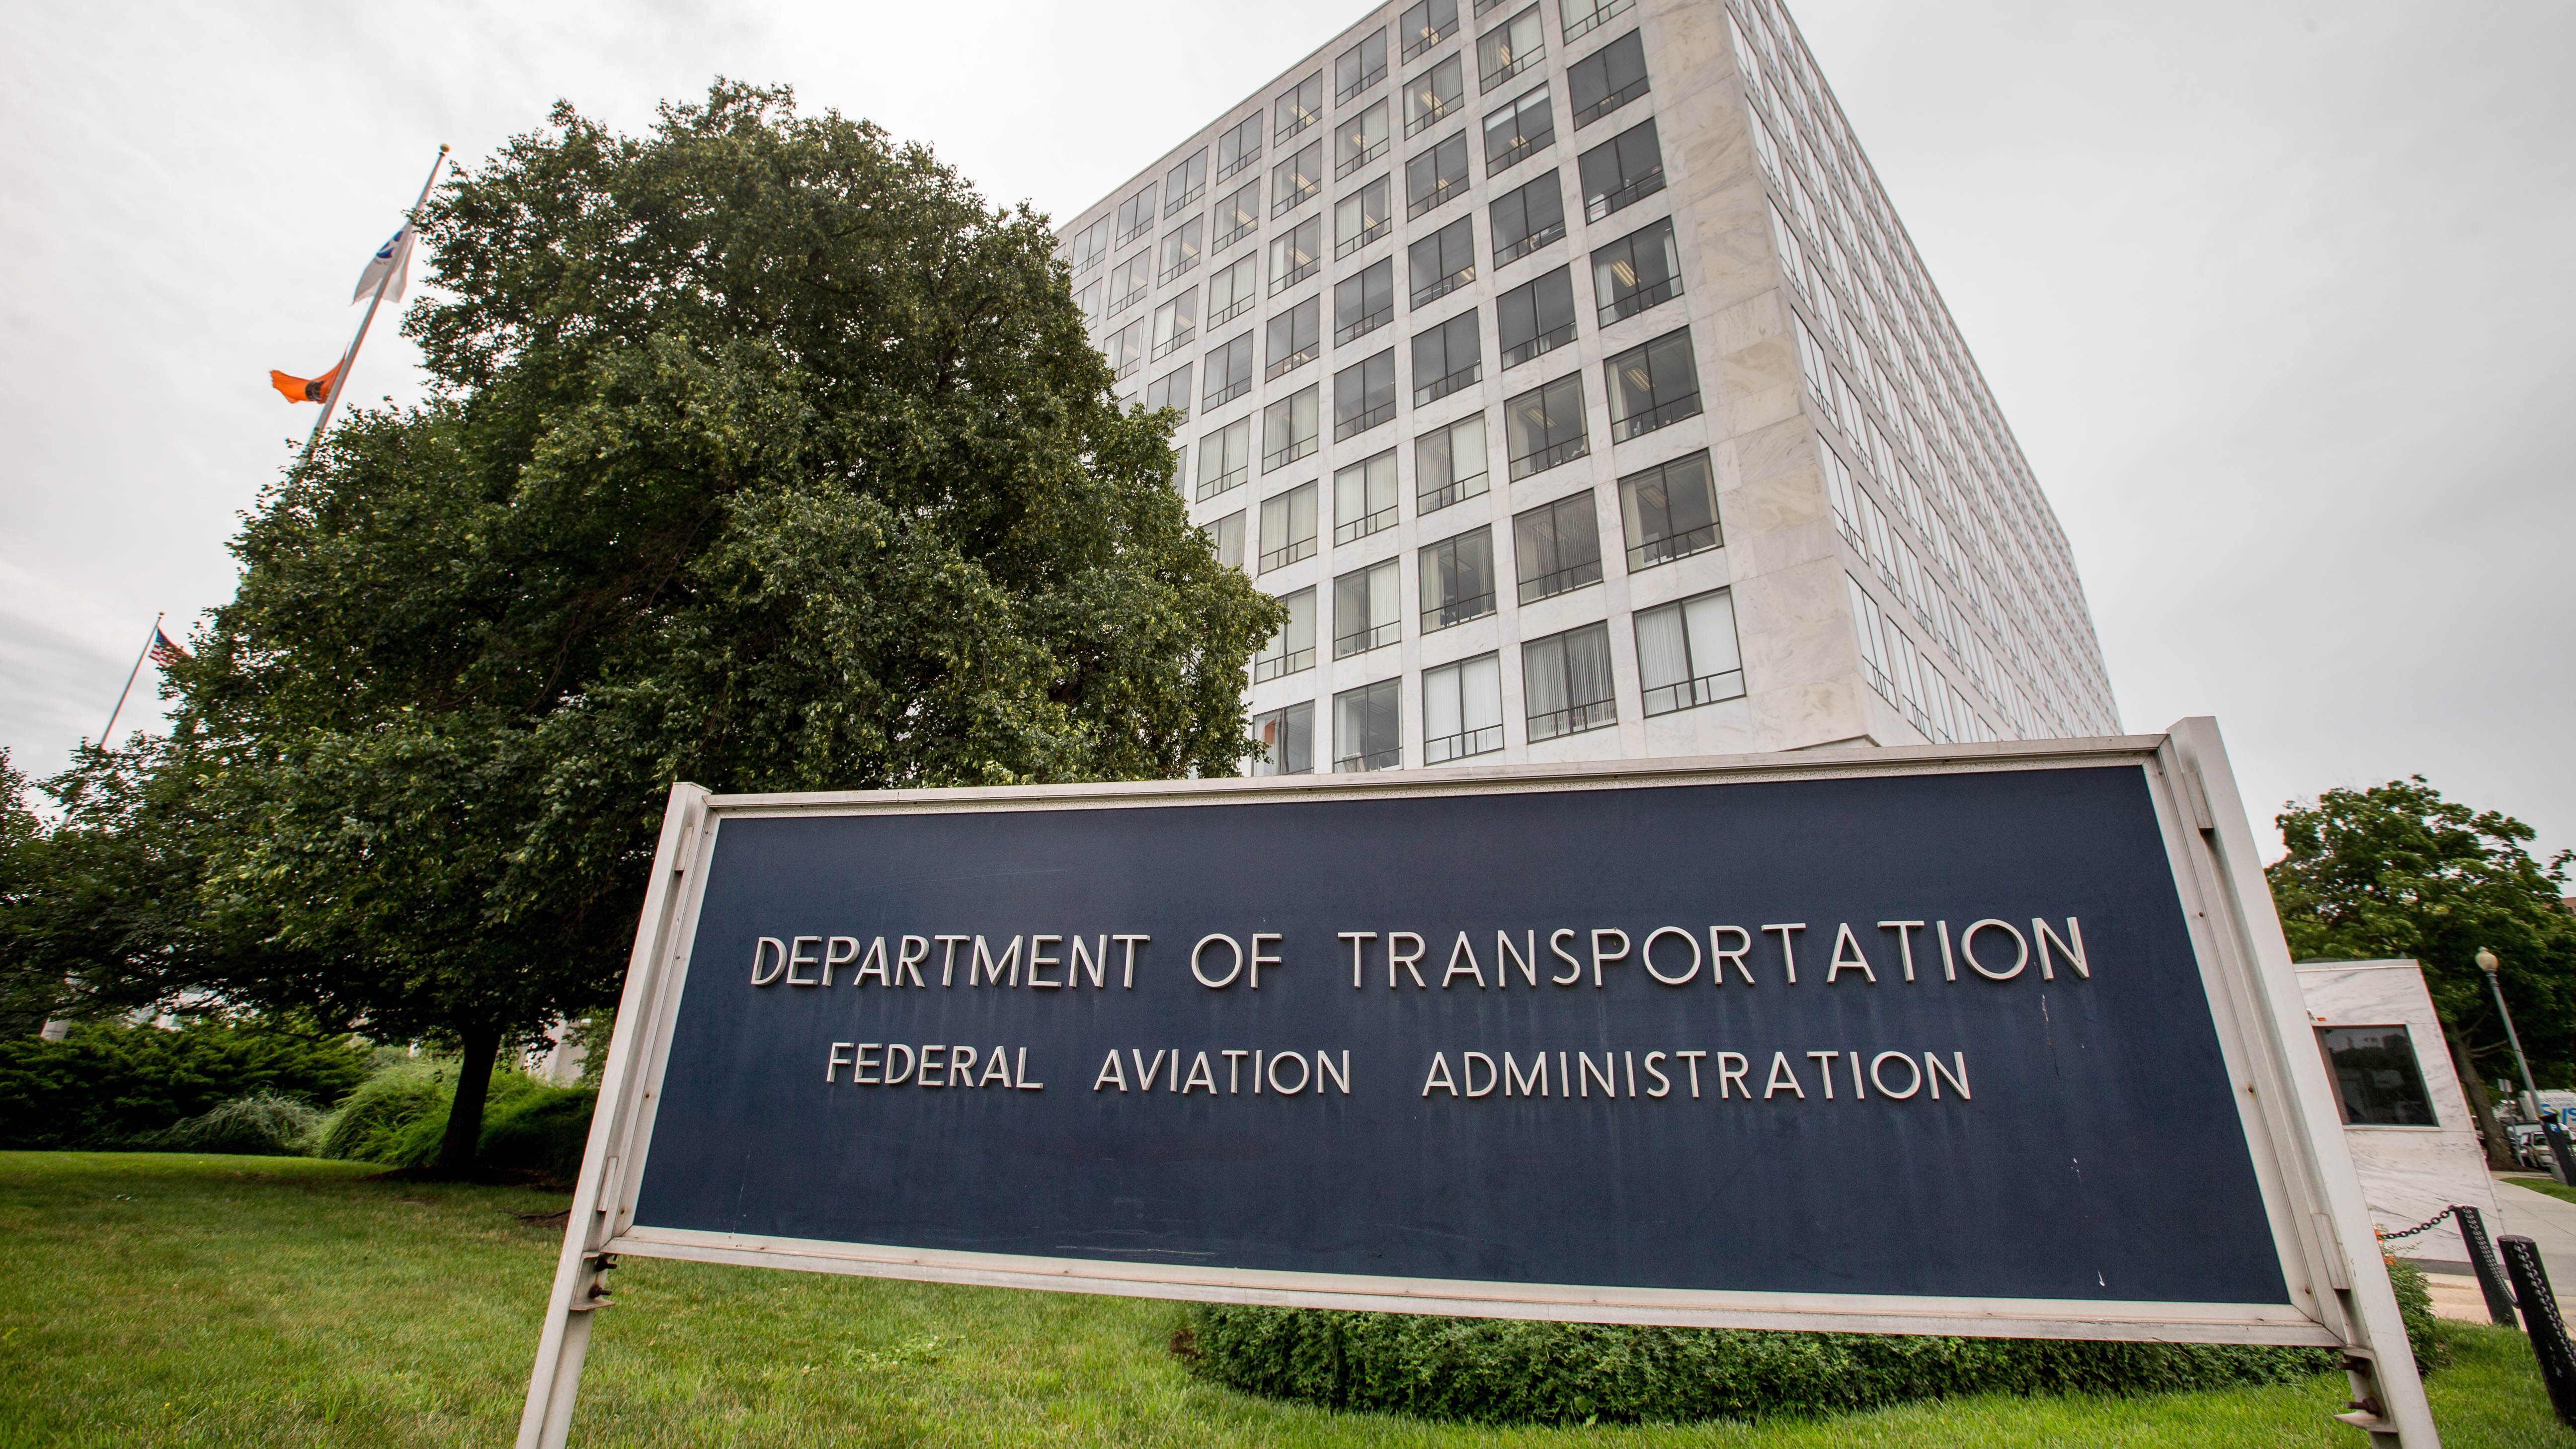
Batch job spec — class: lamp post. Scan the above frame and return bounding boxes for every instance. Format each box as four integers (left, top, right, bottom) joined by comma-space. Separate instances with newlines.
2481, 946, 2540, 1120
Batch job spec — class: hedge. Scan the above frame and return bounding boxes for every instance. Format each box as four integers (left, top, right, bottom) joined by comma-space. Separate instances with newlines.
0, 1020, 373, 1149
1186, 1266, 2441, 1426
313, 1059, 596, 1183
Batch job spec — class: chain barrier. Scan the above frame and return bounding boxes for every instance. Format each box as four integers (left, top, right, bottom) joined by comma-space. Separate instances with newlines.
2375, 1205, 2458, 1245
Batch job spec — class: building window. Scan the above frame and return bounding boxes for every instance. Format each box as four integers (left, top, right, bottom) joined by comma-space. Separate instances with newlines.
1144, 361, 1193, 421
1566, 28, 1648, 126
1273, 141, 1324, 217
1073, 277, 1104, 327
1109, 253, 1151, 316
1496, 265, 1577, 369
1490, 170, 1566, 265
1334, 558, 1403, 657
1420, 526, 1497, 631
1482, 84, 1554, 174
1335, 449, 1401, 546
1157, 216, 1204, 286
1617, 449, 1720, 569
1166, 149, 1208, 214
1334, 679, 1402, 772
1250, 701, 1314, 774
1404, 54, 1466, 139
1636, 589, 1745, 715
1212, 179, 1262, 252
1401, 0, 1460, 62
1268, 214, 1323, 294
1513, 490, 1603, 603
1336, 101, 1392, 181
1506, 373, 1589, 479
1407, 134, 1472, 221
1253, 587, 1317, 680
1578, 117, 1664, 222
1151, 288, 1199, 362
1203, 509, 1245, 570
1203, 331, 1255, 410
1104, 318, 1147, 380
1278, 72, 1325, 142
1559, 0, 1632, 46
1524, 621, 1616, 739
1065, 215, 1110, 275
1207, 252, 1259, 330
1114, 184, 1159, 249
1411, 310, 1481, 406
1263, 384, 1320, 471
1259, 481, 1320, 573
1216, 112, 1264, 185
1408, 215, 1477, 306
1477, 5, 1545, 93
1606, 327, 1700, 440
1845, 573, 1892, 702
1591, 215, 1679, 324
1415, 413, 1490, 512
1334, 175, 1393, 258
1335, 258, 1395, 345
1337, 28, 1389, 104
2318, 1026, 2438, 1127
1266, 297, 1322, 381
1197, 416, 1252, 500
1335, 350, 1398, 439
1424, 653, 1505, 763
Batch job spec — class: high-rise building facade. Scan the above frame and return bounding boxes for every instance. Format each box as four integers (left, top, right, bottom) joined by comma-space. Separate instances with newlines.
1059, 0, 2117, 775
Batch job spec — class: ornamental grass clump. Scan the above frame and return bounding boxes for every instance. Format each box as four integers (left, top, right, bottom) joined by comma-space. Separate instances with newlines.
138, 1092, 326, 1156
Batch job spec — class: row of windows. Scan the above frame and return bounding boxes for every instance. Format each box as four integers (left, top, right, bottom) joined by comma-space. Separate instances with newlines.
1183, 325, 1700, 506
1249, 584, 1741, 774
1232, 451, 1719, 681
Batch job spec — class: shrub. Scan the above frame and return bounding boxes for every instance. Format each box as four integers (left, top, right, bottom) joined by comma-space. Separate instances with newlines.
2385, 1255, 2445, 1370
478, 1082, 597, 1181
314, 1060, 455, 1164
138, 1092, 325, 1155
1185, 1306, 2345, 1425
314, 1059, 596, 1183
0, 1019, 372, 1149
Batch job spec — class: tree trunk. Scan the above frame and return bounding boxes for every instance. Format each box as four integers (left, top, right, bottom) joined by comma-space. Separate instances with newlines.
436, 1022, 503, 1177
2449, 1021, 2517, 1172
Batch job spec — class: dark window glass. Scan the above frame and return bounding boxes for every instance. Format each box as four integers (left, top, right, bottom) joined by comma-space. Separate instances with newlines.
1334, 350, 1398, 438
1266, 297, 1322, 380
1216, 112, 1264, 184
1334, 678, 1402, 771
2318, 1026, 2438, 1127
1157, 214, 1204, 285
1406, 131, 1473, 218
1412, 310, 1481, 405
1404, 54, 1466, 139
1513, 490, 1604, 602
1268, 214, 1323, 293
1605, 326, 1701, 439
1635, 589, 1744, 715
1144, 362, 1193, 421
1165, 149, 1208, 213
1253, 587, 1316, 678
1408, 215, 1476, 306
1506, 373, 1589, 479
1476, 4, 1544, 93
1490, 170, 1566, 265
1561, 0, 1632, 45
1334, 450, 1402, 546
1204, 332, 1255, 410
1591, 215, 1681, 324
1278, 73, 1324, 142
1577, 117, 1664, 222
1249, 701, 1313, 774
1336, 258, 1396, 345
1273, 141, 1324, 216
1617, 450, 1721, 569
1524, 621, 1616, 739
1114, 183, 1158, 247
1420, 526, 1497, 631
1496, 265, 1577, 369
1333, 558, 1402, 656
1263, 385, 1320, 471
1482, 83, 1554, 173
1336, 100, 1392, 180
1212, 178, 1261, 251
1196, 417, 1251, 500
1401, 0, 1460, 61
1566, 30, 1649, 128
1337, 29, 1389, 103
1258, 481, 1320, 572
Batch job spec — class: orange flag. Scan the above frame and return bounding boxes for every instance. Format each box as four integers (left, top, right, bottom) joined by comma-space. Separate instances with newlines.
269, 359, 344, 404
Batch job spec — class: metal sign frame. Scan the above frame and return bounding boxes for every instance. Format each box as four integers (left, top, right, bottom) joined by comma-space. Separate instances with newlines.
517, 719, 2434, 1447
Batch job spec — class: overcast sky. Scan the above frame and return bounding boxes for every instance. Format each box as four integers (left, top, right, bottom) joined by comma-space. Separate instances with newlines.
4, 0, 2570, 862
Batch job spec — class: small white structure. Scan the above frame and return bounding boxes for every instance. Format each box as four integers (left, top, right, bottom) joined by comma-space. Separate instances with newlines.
2293, 958, 2498, 1247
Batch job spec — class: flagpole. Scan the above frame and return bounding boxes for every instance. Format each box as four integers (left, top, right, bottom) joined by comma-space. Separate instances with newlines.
297, 143, 451, 471
96, 612, 164, 749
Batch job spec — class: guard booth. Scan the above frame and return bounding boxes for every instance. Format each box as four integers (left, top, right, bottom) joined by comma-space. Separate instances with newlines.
2294, 959, 2500, 1247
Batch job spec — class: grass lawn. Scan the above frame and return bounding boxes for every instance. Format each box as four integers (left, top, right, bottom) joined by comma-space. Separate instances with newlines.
0, 1152, 2568, 1448
2504, 1175, 2576, 1209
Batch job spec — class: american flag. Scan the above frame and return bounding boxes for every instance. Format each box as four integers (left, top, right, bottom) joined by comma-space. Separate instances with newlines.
148, 627, 188, 669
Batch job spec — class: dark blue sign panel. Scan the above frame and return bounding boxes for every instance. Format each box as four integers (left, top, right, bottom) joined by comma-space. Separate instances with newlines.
631, 763, 2286, 1307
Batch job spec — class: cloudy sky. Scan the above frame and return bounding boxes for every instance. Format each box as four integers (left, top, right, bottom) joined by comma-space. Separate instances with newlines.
3, 0, 2570, 860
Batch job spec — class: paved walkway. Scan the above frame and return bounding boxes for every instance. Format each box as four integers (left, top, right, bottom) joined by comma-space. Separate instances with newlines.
2405, 1174, 2576, 1319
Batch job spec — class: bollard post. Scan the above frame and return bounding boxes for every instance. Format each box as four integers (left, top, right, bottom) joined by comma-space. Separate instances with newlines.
2546, 1123, 2575, 1187
2454, 1206, 2521, 1327
2499, 1235, 2576, 1428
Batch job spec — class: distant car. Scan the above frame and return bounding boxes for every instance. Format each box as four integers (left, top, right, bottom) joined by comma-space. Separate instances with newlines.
2508, 1124, 2556, 1172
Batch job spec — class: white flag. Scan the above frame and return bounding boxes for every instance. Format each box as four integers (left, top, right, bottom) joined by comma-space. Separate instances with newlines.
352, 226, 413, 305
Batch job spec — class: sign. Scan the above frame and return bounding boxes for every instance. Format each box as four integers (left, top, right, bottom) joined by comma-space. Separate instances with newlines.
518, 723, 2436, 1447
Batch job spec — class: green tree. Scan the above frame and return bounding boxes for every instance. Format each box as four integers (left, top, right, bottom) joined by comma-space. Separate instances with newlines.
167, 83, 1282, 1173
2268, 776, 2576, 1168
